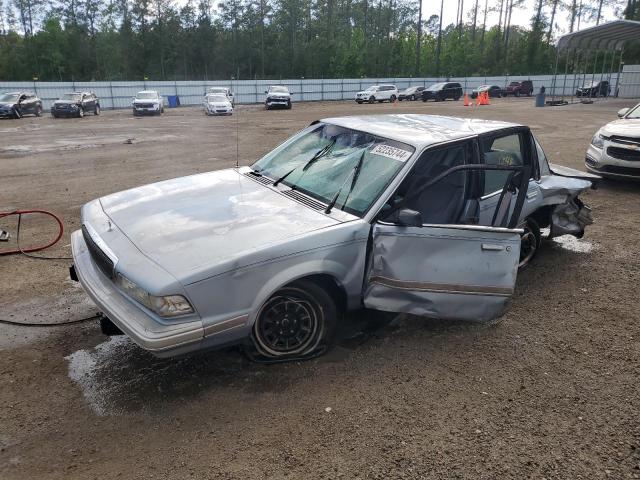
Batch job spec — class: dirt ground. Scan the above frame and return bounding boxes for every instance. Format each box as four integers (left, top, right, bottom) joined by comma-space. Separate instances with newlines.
1, 98, 639, 479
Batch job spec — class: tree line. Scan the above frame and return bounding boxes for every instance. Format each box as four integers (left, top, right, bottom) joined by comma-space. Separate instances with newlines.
0, 0, 638, 81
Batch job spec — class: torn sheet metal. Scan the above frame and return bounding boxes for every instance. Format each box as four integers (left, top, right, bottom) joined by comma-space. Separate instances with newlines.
550, 198, 593, 238
363, 223, 521, 322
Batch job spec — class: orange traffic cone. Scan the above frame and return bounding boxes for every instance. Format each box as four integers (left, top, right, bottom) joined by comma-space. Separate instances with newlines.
476, 92, 482, 106
483, 91, 490, 105
464, 93, 470, 106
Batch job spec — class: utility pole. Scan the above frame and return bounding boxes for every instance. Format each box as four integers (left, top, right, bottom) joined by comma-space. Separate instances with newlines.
415, 0, 422, 76
435, 0, 444, 76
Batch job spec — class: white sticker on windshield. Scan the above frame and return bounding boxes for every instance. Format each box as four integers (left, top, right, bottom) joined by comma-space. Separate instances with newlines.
370, 144, 412, 162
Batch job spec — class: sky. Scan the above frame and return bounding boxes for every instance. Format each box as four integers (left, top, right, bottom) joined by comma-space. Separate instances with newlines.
422, 1, 622, 40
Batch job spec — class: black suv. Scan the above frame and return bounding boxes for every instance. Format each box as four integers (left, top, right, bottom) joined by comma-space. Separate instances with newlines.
422, 82, 463, 102
0, 92, 43, 119
51, 92, 101, 118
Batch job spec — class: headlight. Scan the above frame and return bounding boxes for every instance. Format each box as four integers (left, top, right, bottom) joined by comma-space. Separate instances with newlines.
590, 133, 605, 149
116, 273, 194, 317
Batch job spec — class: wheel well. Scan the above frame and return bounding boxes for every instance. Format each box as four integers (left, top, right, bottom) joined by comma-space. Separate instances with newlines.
528, 206, 554, 229
288, 274, 347, 313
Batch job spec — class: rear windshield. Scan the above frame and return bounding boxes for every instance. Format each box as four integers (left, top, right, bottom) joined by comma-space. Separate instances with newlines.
426, 83, 445, 91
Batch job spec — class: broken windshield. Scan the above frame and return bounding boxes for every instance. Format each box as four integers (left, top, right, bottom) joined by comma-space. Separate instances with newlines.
252, 123, 414, 216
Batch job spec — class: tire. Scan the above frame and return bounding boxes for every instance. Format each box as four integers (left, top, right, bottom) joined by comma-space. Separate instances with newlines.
356, 100, 362, 104
94, 104, 100, 115
515, 91, 520, 97
410, 95, 415, 101
368, 96, 375, 104
519, 218, 541, 269
78, 107, 84, 118
161, 106, 164, 114
287, 101, 292, 109
422, 97, 427, 102
453, 95, 460, 101
251, 280, 338, 360
52, 113, 58, 118
35, 105, 42, 117
390, 94, 396, 103
133, 109, 138, 117
13, 107, 21, 119
265, 103, 270, 110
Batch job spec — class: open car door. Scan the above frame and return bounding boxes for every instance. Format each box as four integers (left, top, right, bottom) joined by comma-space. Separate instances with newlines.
363, 145, 530, 322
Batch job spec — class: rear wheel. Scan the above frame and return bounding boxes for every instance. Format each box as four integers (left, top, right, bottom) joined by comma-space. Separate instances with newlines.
78, 107, 84, 118
519, 218, 541, 269
251, 280, 338, 361
390, 94, 396, 103
35, 105, 42, 117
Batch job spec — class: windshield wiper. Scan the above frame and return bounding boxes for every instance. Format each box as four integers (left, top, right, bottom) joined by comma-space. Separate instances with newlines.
325, 149, 366, 214
273, 139, 336, 187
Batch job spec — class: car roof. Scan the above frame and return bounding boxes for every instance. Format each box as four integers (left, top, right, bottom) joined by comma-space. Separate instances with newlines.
137, 90, 158, 94
321, 114, 522, 149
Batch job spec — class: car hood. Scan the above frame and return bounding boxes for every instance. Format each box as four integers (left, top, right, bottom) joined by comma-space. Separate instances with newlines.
207, 102, 231, 107
134, 98, 158, 103
100, 169, 339, 282
267, 93, 290, 98
54, 100, 79, 105
601, 119, 640, 138
0, 102, 16, 107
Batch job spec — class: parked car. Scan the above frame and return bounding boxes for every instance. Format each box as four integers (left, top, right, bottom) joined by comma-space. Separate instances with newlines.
355, 85, 398, 104
576, 80, 610, 98
51, 92, 100, 118
398, 86, 425, 101
585, 102, 640, 179
471, 85, 504, 99
132, 90, 164, 116
503, 80, 534, 97
265, 85, 292, 110
207, 87, 234, 106
203, 93, 233, 116
0, 92, 43, 119
71, 114, 597, 362
421, 82, 462, 102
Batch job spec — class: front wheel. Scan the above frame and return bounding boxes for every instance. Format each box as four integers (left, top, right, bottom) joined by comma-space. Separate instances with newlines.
390, 95, 396, 103
78, 107, 84, 118
287, 101, 292, 110
251, 280, 338, 361
13, 107, 21, 119
368, 96, 375, 104
35, 106, 42, 117
519, 218, 541, 269
94, 104, 100, 115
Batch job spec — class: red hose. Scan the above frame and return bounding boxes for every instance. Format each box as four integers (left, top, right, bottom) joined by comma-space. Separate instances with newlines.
0, 210, 64, 256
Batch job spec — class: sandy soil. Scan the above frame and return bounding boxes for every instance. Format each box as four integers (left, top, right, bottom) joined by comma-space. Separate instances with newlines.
1, 98, 639, 479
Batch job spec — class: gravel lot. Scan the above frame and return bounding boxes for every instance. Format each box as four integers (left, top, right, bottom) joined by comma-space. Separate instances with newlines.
1, 98, 639, 479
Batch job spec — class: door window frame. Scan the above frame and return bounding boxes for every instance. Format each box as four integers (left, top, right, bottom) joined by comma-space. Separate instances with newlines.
477, 127, 536, 199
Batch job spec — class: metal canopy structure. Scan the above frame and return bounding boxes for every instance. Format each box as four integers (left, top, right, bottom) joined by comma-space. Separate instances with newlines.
550, 20, 640, 105
557, 20, 640, 52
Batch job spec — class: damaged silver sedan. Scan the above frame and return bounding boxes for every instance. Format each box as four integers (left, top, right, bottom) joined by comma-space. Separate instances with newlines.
70, 115, 598, 360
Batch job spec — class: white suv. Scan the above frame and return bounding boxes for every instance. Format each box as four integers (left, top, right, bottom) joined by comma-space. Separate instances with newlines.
132, 90, 164, 116
355, 85, 398, 104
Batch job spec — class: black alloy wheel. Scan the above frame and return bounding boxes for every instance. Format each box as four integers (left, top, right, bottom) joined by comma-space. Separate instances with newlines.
368, 96, 375, 104
519, 218, 541, 268
252, 280, 337, 360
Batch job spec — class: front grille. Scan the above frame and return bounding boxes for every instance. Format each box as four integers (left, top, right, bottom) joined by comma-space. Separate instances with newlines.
243, 171, 273, 185
609, 136, 640, 147
599, 165, 640, 176
82, 225, 114, 279
135, 103, 154, 108
282, 190, 326, 210
607, 146, 640, 162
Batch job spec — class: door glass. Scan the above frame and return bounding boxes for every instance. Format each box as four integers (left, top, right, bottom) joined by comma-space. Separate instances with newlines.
394, 143, 470, 224
481, 133, 524, 195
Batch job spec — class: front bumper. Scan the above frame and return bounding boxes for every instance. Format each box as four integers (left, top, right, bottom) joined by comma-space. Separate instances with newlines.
206, 106, 233, 115
71, 230, 205, 356
585, 142, 640, 179
0, 109, 15, 118
52, 107, 80, 116
266, 97, 290, 107
133, 104, 160, 114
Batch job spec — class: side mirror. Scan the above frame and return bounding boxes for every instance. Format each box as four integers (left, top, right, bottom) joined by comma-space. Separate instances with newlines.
617, 108, 629, 118
265, 90, 268, 94
389, 208, 422, 227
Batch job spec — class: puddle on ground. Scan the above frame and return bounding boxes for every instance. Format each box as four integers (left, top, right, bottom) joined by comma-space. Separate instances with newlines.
64, 335, 254, 416
551, 234, 596, 253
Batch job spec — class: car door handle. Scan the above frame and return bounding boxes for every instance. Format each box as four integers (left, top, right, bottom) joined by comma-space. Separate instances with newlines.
482, 243, 505, 251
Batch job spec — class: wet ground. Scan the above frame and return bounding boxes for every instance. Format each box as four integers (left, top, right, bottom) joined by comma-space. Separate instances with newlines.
1, 98, 639, 479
